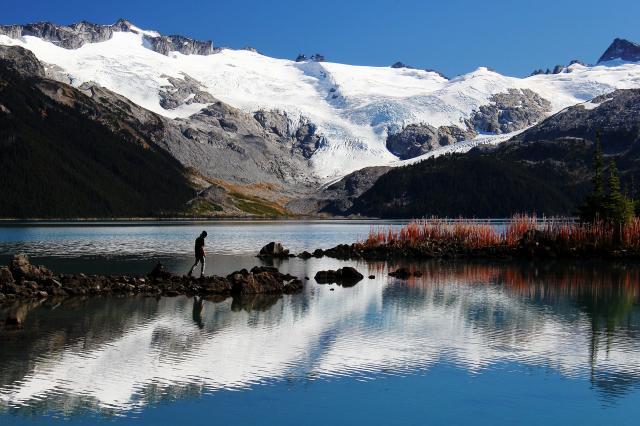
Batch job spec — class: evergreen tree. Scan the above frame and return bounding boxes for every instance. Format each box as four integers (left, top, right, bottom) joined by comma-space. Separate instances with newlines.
605, 159, 635, 225
579, 134, 607, 222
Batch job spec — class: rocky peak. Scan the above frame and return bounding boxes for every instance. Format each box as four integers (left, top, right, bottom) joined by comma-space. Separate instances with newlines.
111, 18, 134, 32
598, 38, 640, 63
310, 53, 325, 62
391, 61, 413, 69
0, 19, 215, 56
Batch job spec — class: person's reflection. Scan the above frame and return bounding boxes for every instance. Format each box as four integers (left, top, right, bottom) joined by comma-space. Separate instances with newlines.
192, 296, 205, 329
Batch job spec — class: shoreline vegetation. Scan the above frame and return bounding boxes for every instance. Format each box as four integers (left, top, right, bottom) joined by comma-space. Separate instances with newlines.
306, 215, 640, 261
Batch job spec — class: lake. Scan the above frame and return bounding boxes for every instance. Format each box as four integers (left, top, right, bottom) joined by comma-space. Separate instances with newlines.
1, 221, 640, 425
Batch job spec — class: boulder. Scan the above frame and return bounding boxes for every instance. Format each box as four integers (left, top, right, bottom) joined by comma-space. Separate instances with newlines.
314, 270, 338, 284
297, 251, 312, 259
388, 268, 412, 279
0, 267, 14, 285
148, 263, 174, 280
9, 254, 52, 281
314, 267, 364, 286
227, 267, 282, 295
199, 276, 232, 295
258, 242, 290, 258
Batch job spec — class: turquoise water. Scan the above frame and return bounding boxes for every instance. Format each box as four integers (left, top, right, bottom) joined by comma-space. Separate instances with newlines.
0, 222, 639, 425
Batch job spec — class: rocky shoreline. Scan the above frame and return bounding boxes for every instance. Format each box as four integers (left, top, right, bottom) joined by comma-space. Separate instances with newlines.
293, 231, 640, 261
0, 254, 303, 307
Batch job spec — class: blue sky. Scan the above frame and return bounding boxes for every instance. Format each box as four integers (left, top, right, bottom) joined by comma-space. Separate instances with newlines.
3, 0, 639, 77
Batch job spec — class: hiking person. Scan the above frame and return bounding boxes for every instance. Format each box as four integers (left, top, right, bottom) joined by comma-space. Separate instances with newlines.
188, 231, 207, 278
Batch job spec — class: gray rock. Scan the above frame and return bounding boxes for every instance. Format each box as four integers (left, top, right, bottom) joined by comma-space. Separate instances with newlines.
0, 45, 45, 77
258, 242, 290, 258
143, 34, 215, 56
253, 109, 323, 159
391, 61, 413, 69
471, 88, 551, 134
386, 123, 476, 160
0, 267, 14, 285
254, 109, 290, 138
63, 80, 318, 191
159, 73, 216, 109
0, 21, 114, 49
314, 267, 364, 286
9, 254, 52, 282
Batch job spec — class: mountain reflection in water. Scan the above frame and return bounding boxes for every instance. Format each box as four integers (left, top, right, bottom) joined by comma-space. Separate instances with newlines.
1, 260, 639, 420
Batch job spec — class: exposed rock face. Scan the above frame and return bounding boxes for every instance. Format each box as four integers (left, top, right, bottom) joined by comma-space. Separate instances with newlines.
73, 81, 317, 189
167, 101, 317, 186
293, 121, 323, 158
254, 110, 290, 138
598, 38, 640, 63
0, 45, 44, 77
0, 19, 215, 56
471, 88, 551, 134
0, 21, 114, 49
159, 73, 216, 109
143, 34, 215, 56
253, 109, 323, 158
386, 123, 476, 160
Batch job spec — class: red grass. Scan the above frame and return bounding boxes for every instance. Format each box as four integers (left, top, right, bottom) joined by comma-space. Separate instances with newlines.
362, 215, 640, 251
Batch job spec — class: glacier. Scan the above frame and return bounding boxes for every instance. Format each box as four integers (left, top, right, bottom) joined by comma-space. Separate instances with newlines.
2, 22, 640, 181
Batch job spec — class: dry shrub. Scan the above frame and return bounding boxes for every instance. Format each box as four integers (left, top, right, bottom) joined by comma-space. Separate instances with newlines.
363, 215, 640, 251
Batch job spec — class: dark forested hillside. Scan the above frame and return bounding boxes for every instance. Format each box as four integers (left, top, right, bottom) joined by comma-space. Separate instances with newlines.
347, 152, 589, 218
0, 62, 194, 218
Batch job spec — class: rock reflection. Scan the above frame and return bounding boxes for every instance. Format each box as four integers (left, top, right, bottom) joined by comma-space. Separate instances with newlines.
0, 261, 639, 416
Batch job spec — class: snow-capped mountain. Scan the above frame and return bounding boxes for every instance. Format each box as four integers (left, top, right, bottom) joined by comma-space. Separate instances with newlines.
2, 19, 640, 181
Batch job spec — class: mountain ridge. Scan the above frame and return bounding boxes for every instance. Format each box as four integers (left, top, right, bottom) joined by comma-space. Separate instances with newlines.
3, 20, 640, 218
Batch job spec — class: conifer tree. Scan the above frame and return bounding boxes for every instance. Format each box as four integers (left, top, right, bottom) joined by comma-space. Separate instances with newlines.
605, 159, 635, 225
579, 134, 606, 222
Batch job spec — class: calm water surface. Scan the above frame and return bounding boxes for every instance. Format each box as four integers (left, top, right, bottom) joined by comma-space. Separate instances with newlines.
1, 221, 639, 425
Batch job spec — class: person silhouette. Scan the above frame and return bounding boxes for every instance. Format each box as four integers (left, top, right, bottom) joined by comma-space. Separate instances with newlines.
192, 296, 205, 329
187, 231, 207, 278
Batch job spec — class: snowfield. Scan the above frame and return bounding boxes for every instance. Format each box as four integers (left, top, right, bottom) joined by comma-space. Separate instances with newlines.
2, 26, 640, 180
